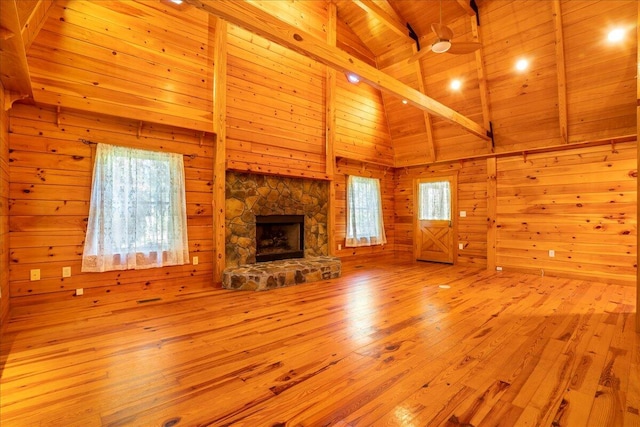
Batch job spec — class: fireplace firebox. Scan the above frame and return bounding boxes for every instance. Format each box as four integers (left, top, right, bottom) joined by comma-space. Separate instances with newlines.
255, 215, 305, 262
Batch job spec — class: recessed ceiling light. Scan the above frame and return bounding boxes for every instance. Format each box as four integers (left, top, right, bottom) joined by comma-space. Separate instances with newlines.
402, 99, 408, 105
170, 0, 183, 3
515, 59, 529, 71
450, 79, 461, 91
346, 73, 360, 84
608, 28, 625, 43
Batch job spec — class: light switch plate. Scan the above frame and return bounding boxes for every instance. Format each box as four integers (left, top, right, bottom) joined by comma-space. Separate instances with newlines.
458, 243, 464, 250
192, 256, 199, 265
460, 211, 467, 217
62, 266, 71, 278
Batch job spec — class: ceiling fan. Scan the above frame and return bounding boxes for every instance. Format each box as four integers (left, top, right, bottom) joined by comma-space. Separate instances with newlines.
409, 0, 482, 63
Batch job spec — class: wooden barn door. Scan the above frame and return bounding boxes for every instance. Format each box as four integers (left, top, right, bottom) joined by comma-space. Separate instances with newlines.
414, 175, 457, 263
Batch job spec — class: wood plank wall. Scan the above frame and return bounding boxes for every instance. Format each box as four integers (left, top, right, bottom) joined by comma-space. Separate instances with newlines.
496, 142, 637, 285
334, 159, 395, 257
334, 76, 394, 166
28, 0, 214, 131
225, 24, 327, 179
395, 159, 489, 267
8, 104, 215, 302
1, 87, 10, 330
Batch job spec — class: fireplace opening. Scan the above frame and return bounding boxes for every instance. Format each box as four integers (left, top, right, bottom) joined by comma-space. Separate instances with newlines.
255, 215, 305, 262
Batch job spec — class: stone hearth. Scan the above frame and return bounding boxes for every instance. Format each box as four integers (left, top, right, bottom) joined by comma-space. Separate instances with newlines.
222, 256, 341, 291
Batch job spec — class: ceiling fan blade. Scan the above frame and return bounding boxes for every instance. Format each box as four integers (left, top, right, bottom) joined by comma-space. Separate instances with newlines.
431, 23, 454, 40
446, 41, 482, 54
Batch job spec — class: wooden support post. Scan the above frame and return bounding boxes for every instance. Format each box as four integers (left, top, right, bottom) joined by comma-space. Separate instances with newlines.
212, 16, 228, 284
486, 157, 497, 271
326, 0, 337, 256
471, 16, 493, 153
636, 2, 640, 332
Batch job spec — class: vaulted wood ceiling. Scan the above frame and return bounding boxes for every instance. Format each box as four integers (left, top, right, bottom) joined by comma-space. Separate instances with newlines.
1, 0, 636, 166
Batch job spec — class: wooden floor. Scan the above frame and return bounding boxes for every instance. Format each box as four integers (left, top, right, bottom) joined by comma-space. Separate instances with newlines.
1, 254, 638, 426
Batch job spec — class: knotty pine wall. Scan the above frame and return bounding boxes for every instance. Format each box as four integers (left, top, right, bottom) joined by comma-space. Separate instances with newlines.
28, 0, 214, 131
1, 87, 10, 330
334, 159, 395, 257
335, 76, 394, 166
8, 104, 214, 300
226, 24, 328, 179
496, 142, 637, 285
395, 159, 489, 267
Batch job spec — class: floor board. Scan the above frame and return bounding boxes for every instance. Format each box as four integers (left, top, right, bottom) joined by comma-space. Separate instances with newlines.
1, 254, 638, 426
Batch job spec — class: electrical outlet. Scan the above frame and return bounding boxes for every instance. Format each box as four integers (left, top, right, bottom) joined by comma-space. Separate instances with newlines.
62, 266, 71, 278
496, 266, 503, 271
30, 269, 40, 281
192, 256, 199, 266
75, 288, 84, 296
458, 243, 464, 250
459, 211, 467, 217
549, 249, 555, 258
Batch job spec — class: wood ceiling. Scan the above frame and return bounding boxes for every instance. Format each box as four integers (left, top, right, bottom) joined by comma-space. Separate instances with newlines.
0, 0, 636, 166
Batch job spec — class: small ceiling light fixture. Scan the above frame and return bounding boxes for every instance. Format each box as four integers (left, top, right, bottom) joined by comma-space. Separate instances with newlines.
608, 28, 625, 43
402, 99, 408, 105
450, 79, 462, 91
515, 58, 529, 71
346, 72, 361, 84
170, 0, 183, 3
431, 39, 452, 54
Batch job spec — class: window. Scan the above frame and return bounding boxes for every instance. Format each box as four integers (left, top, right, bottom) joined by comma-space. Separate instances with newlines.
419, 180, 451, 220
82, 143, 189, 272
346, 175, 387, 247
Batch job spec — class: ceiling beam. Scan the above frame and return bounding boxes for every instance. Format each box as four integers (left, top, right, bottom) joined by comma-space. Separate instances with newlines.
456, 0, 476, 16
21, 0, 55, 50
351, 0, 412, 43
471, 16, 493, 153
0, 0, 34, 104
184, 0, 490, 141
552, 0, 568, 144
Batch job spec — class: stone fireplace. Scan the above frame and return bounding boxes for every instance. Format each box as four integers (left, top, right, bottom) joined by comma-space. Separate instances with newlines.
225, 172, 329, 268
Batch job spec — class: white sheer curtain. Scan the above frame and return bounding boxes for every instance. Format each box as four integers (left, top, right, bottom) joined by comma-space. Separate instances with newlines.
419, 181, 451, 220
82, 143, 189, 272
346, 175, 387, 247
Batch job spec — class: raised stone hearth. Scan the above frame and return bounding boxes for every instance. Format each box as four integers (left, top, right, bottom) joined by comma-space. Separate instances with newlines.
222, 257, 341, 291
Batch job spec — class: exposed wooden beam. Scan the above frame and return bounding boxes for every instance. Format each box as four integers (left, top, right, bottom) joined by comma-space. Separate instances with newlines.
411, 45, 436, 162
486, 157, 497, 271
0, 0, 34, 103
21, 0, 55, 50
636, 0, 639, 332
211, 16, 227, 283
552, 0, 568, 144
184, 0, 491, 141
326, 1, 337, 256
352, 0, 411, 43
471, 16, 493, 153
456, 0, 477, 17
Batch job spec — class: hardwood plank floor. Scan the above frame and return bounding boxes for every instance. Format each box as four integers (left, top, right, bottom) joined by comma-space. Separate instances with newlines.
1, 254, 638, 426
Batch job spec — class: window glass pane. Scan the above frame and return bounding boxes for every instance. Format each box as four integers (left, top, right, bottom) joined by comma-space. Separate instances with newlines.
82, 143, 189, 272
419, 181, 451, 220
346, 176, 387, 247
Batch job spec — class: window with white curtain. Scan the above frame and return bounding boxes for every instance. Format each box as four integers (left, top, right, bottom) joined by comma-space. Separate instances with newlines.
419, 180, 451, 220
82, 143, 189, 272
346, 175, 387, 247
